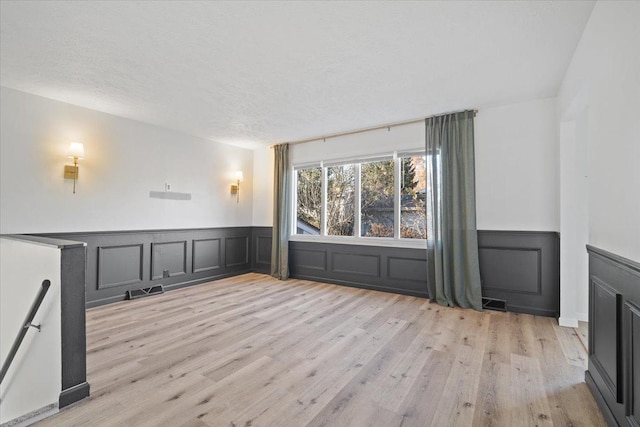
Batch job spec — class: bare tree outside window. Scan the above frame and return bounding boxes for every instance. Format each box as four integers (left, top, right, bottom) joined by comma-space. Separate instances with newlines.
327, 164, 355, 236
361, 159, 394, 237
400, 156, 427, 239
295, 167, 321, 235
294, 153, 429, 241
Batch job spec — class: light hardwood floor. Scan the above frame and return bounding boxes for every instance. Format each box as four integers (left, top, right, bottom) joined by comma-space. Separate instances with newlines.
37, 273, 604, 426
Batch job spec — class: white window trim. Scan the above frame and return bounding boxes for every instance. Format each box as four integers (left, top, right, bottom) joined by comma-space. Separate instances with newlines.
292, 150, 427, 247
393, 153, 401, 239
322, 152, 394, 167
321, 164, 327, 235
396, 149, 426, 158
288, 234, 428, 249
354, 163, 362, 238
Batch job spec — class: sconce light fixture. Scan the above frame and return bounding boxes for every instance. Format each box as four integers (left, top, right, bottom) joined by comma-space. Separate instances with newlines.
230, 170, 243, 203
64, 142, 84, 194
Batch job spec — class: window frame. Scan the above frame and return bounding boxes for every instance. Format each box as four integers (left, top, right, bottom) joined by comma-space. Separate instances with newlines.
290, 150, 428, 249
292, 163, 323, 236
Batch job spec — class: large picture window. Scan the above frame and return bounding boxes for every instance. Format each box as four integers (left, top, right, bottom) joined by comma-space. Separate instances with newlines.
293, 151, 428, 245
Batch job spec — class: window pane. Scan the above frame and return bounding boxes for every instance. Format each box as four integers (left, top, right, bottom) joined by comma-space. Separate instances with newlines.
327, 164, 355, 236
400, 156, 427, 239
361, 159, 394, 237
296, 167, 321, 235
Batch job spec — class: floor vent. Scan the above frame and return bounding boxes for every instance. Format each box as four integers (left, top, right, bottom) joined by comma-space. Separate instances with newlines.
482, 297, 507, 312
127, 285, 164, 300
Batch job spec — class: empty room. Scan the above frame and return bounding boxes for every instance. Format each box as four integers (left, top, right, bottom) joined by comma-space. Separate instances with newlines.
1, 1, 639, 426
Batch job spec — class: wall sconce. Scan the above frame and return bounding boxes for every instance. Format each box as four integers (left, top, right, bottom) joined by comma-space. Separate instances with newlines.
64, 142, 84, 194
230, 170, 243, 203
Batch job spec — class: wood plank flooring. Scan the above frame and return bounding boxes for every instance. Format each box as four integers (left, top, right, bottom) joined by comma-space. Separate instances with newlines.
36, 273, 604, 426
576, 321, 589, 352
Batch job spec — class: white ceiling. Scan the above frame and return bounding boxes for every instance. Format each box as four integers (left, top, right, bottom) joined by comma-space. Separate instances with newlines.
0, 1, 594, 149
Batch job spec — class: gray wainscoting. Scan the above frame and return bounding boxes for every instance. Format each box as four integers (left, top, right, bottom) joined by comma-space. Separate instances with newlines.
251, 227, 273, 274
288, 230, 560, 316
477, 230, 560, 317
41, 227, 254, 307
59, 243, 90, 408
38, 227, 560, 318
585, 245, 640, 427
289, 241, 429, 297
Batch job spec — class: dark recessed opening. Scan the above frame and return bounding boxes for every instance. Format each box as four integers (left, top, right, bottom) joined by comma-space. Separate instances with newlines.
482, 297, 507, 312
127, 285, 165, 300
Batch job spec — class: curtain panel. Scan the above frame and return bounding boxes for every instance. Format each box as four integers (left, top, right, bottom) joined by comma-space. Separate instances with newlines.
271, 143, 291, 280
425, 111, 483, 310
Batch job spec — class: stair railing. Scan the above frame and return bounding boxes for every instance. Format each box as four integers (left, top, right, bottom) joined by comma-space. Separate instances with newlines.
0, 279, 51, 384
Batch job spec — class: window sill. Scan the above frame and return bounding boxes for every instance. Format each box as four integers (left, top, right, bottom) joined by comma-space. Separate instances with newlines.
288, 234, 428, 249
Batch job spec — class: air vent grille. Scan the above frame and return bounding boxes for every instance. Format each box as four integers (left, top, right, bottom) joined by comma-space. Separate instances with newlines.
126, 285, 165, 300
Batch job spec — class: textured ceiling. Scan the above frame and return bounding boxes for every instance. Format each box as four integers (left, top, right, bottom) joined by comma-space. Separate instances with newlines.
0, 1, 594, 149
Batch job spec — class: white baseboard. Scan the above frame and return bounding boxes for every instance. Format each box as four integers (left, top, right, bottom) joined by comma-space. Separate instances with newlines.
558, 317, 579, 328
576, 312, 588, 322
1, 403, 58, 427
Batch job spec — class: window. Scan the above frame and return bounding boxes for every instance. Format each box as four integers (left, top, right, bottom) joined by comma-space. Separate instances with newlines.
361, 159, 394, 237
293, 151, 428, 245
327, 164, 355, 236
400, 155, 427, 239
295, 166, 322, 235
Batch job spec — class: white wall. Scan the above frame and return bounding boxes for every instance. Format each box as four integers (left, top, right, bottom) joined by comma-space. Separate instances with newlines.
286, 98, 559, 232
290, 121, 425, 166
556, 1, 640, 326
0, 87, 254, 234
558, 1, 640, 263
559, 117, 589, 326
252, 147, 274, 227
2, 86, 559, 235
475, 98, 559, 231
0, 238, 62, 424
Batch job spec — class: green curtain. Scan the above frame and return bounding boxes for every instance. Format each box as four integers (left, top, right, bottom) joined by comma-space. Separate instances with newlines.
271, 143, 290, 280
425, 111, 483, 310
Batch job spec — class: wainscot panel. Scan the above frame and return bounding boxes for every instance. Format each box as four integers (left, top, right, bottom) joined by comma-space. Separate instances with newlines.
478, 231, 560, 317
289, 241, 429, 298
331, 252, 380, 277
225, 236, 249, 268
251, 227, 272, 274
626, 302, 640, 426
192, 238, 221, 273
151, 240, 187, 279
40, 227, 253, 307
586, 245, 640, 427
97, 244, 143, 289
